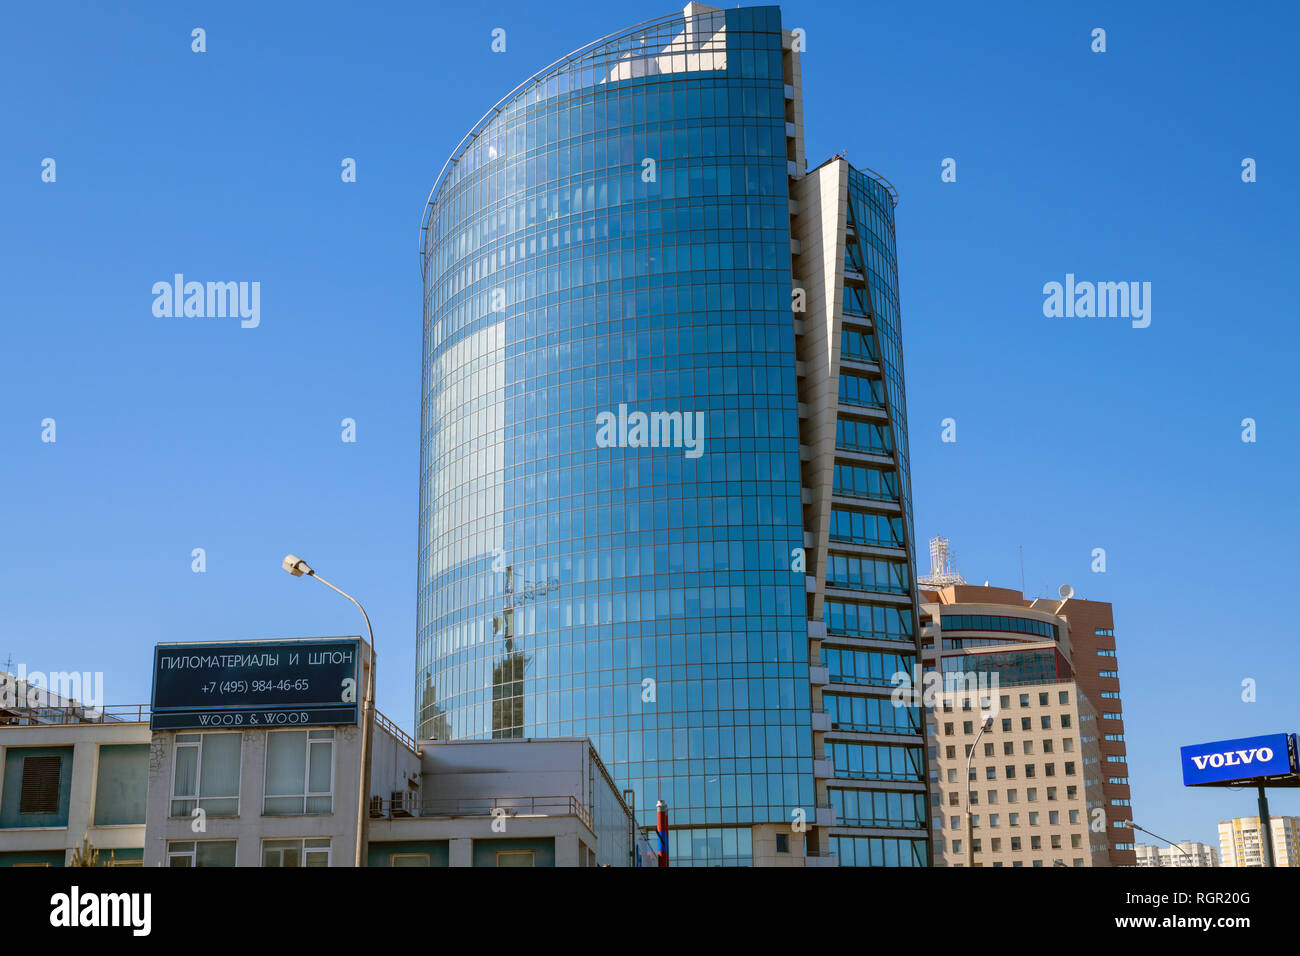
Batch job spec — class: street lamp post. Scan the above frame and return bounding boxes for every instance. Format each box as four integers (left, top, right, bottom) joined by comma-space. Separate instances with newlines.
1123, 820, 1195, 865
966, 714, 994, 868
282, 554, 375, 868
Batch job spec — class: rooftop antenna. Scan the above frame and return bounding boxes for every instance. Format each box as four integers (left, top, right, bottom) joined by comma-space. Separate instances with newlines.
919, 536, 965, 587
1019, 545, 1025, 595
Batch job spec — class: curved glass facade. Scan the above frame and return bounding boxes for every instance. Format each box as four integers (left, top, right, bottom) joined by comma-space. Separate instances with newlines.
417, 5, 814, 853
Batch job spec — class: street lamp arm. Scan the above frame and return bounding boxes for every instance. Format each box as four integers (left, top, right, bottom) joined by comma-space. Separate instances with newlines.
1127, 821, 1194, 862
305, 572, 375, 650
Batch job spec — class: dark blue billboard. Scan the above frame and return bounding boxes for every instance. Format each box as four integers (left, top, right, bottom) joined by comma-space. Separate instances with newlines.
1180, 733, 1298, 787
151, 638, 362, 730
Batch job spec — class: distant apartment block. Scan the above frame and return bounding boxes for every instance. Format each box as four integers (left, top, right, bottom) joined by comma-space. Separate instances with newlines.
1135, 841, 1218, 867
1219, 815, 1300, 867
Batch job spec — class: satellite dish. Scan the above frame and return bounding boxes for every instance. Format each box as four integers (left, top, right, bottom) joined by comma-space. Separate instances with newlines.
1058, 584, 1074, 600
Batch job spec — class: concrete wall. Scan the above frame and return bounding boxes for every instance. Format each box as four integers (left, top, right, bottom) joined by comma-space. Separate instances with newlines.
420, 738, 587, 808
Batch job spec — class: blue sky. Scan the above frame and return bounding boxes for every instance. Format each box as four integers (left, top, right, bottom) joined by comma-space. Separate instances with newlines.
1, 1, 1296, 851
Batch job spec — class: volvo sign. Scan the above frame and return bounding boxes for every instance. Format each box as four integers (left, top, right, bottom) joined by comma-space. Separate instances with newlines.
1180, 733, 1299, 787
151, 637, 362, 730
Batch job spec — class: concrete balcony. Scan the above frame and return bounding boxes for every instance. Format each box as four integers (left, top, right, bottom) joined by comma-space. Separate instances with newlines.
816, 805, 837, 828
807, 619, 827, 640
812, 711, 831, 732
809, 665, 829, 686
805, 851, 839, 867
813, 758, 834, 779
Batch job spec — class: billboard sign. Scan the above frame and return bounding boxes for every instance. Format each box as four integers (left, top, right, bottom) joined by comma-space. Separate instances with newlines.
151, 638, 362, 730
1180, 733, 1298, 787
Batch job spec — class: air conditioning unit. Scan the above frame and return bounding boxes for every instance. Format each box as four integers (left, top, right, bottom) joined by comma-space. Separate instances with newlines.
391, 790, 415, 817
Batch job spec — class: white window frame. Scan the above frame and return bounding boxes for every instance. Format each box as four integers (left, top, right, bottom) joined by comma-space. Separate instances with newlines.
170, 733, 242, 819
166, 839, 238, 867
495, 849, 535, 867
263, 729, 335, 816
261, 837, 331, 868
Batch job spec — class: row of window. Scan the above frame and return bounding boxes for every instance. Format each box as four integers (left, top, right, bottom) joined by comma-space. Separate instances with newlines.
166, 838, 535, 867
170, 731, 334, 819
950, 833, 1084, 853
834, 417, 893, 455
839, 327, 878, 363
825, 742, 925, 782
832, 462, 899, 502
830, 835, 928, 867
943, 761, 1079, 781
941, 615, 1059, 640
934, 785, 1081, 807
937, 736, 1075, 759
827, 507, 904, 548
824, 553, 911, 594
823, 598, 914, 641
939, 690, 1071, 711
828, 789, 927, 829
949, 808, 1083, 827
824, 647, 914, 687
167, 838, 333, 868
941, 713, 1073, 734
823, 692, 922, 735
837, 372, 885, 408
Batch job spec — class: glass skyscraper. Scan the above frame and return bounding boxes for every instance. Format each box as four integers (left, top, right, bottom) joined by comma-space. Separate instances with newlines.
417, 2, 928, 866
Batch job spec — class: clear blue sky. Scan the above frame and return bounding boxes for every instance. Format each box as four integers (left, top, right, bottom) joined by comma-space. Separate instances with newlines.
1, 1, 1296, 852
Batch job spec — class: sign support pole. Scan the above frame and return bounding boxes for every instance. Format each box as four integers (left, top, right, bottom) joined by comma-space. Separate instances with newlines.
1258, 785, 1275, 868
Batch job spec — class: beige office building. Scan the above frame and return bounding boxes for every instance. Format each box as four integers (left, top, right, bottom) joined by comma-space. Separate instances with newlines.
926, 678, 1109, 867
917, 572, 1113, 866
1218, 815, 1300, 867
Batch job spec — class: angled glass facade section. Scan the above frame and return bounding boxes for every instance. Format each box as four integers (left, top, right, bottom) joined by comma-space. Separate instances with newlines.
846, 167, 913, 543
417, 5, 813, 859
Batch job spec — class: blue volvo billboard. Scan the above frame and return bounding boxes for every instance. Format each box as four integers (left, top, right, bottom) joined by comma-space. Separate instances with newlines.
1180, 733, 1299, 787
151, 637, 362, 730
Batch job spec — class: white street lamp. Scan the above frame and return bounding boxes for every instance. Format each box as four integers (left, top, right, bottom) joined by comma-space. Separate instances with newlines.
282, 554, 375, 867
965, 714, 994, 868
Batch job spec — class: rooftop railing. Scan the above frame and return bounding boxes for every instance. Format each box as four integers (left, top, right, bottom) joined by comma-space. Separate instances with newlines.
369, 794, 592, 830
373, 710, 421, 756
0, 704, 148, 726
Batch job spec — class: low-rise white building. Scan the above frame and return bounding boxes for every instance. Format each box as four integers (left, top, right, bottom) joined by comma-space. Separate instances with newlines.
3, 640, 653, 868
1, 673, 149, 867
1134, 841, 1218, 867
